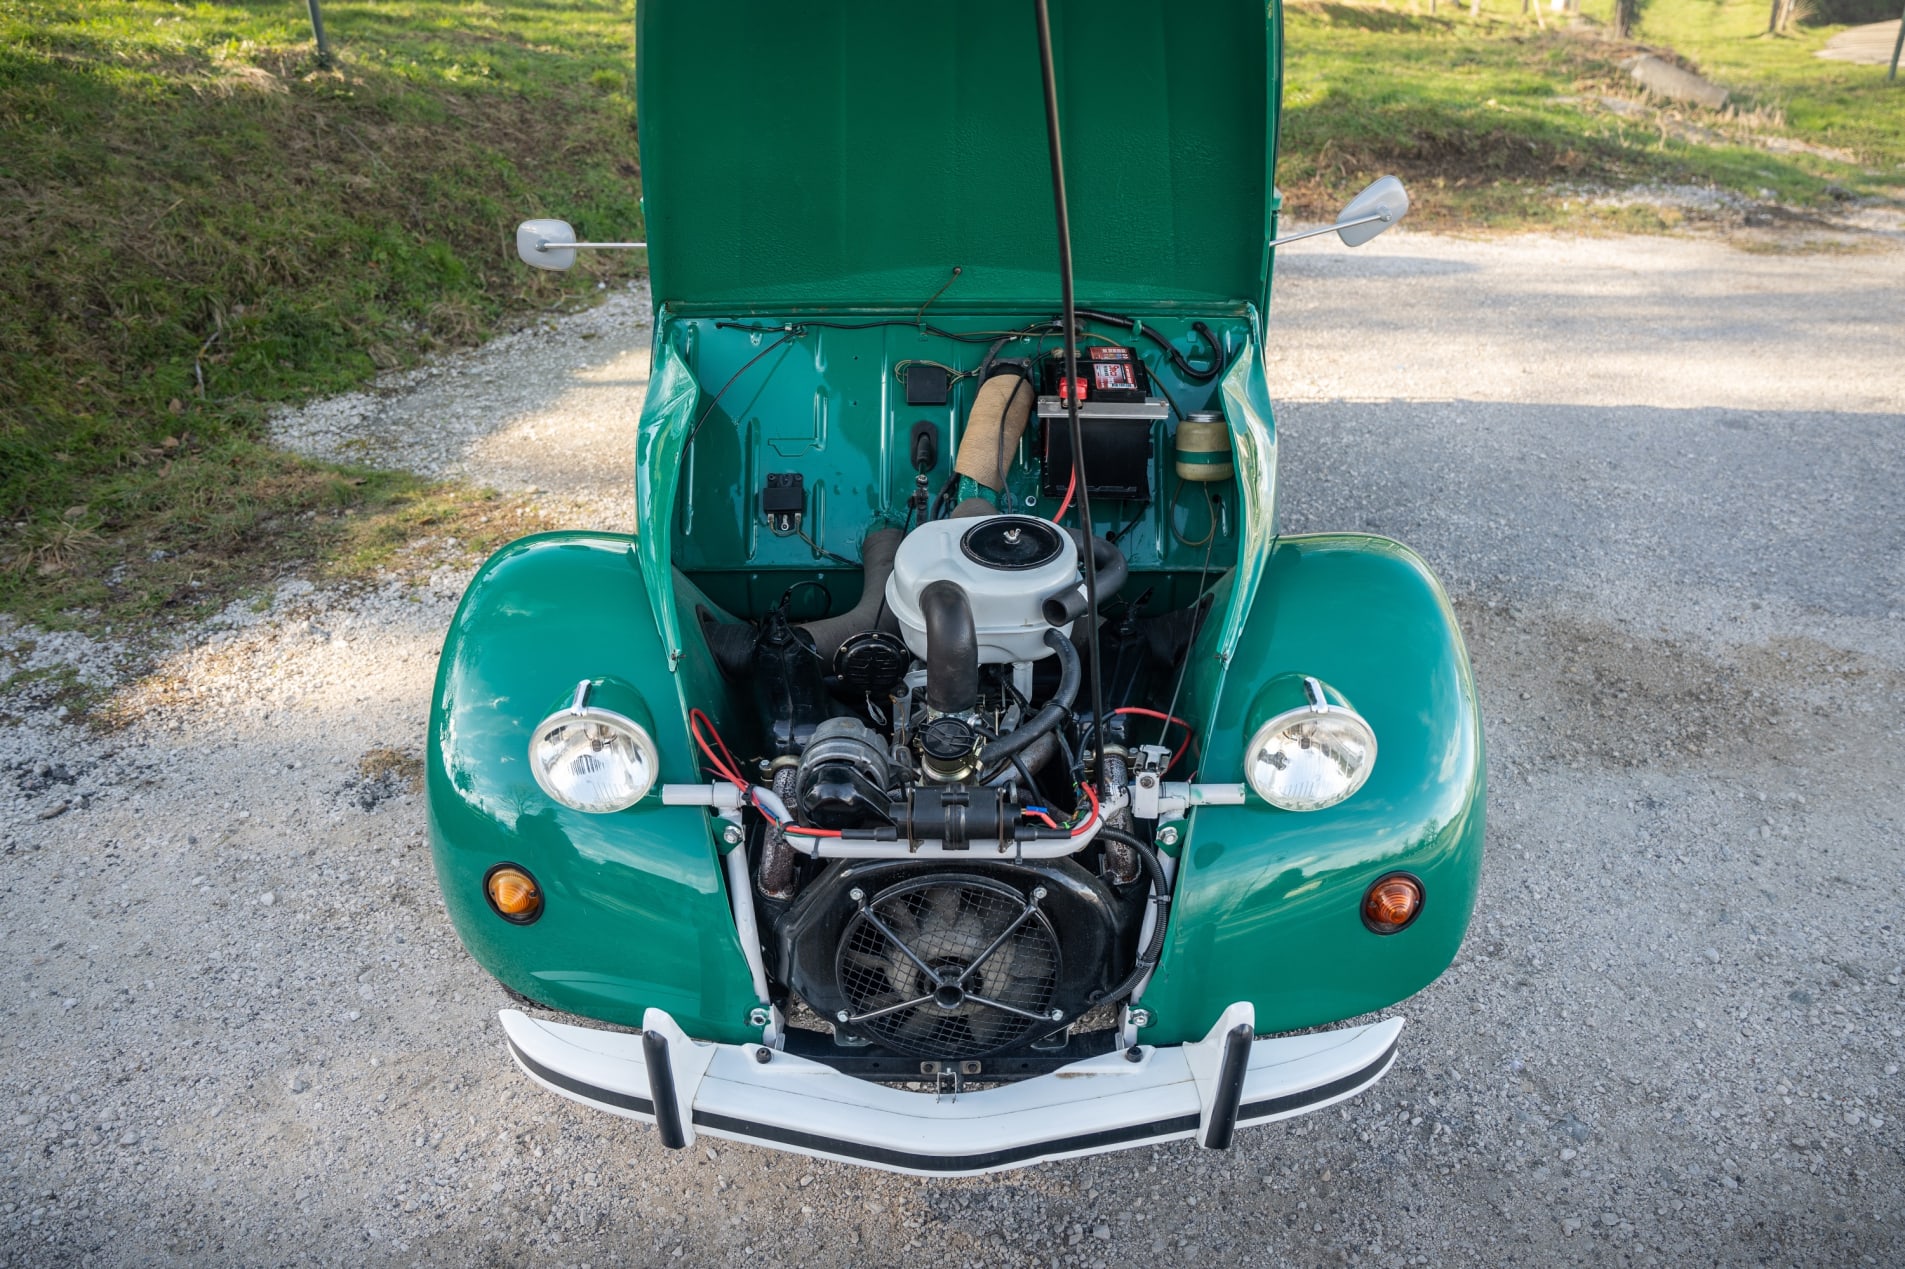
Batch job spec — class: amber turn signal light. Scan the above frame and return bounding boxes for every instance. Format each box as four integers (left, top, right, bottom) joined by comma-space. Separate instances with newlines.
1362, 873, 1423, 934
485, 864, 543, 924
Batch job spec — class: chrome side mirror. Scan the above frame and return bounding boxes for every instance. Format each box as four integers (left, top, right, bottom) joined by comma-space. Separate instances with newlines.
1265, 176, 1411, 252
1333, 176, 1409, 247
515, 219, 646, 271
517, 219, 579, 270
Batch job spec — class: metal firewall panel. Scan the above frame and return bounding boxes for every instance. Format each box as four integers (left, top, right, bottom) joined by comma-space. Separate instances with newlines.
428, 533, 763, 1043
1134, 535, 1487, 1045
635, 0, 1279, 312
641, 309, 1259, 654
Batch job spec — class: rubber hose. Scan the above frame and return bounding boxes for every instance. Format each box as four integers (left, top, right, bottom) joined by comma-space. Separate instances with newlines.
1044, 531, 1127, 626
1090, 826, 1171, 1006
979, 629, 1079, 771
794, 527, 902, 661
1070, 308, 1223, 384
920, 580, 979, 715
983, 731, 1058, 792
700, 527, 903, 676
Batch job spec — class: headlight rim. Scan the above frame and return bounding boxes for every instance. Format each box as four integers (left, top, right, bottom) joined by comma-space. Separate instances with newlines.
1243, 694, 1378, 813
528, 699, 660, 814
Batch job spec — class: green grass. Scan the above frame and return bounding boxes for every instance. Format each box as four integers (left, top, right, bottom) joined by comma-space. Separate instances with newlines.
3, 0, 1901, 646
0, 0, 642, 631
1279, 0, 1905, 225
1636, 0, 1905, 162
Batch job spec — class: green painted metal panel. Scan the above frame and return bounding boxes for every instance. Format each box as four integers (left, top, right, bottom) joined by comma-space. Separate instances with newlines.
639, 308, 1256, 656
428, 532, 764, 1042
1135, 534, 1486, 1044
636, 0, 1278, 312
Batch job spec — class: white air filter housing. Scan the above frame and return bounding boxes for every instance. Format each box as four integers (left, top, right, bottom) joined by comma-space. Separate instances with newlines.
886, 515, 1081, 664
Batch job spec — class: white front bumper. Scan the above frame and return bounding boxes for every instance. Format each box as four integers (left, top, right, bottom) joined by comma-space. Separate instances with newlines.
500, 1005, 1402, 1176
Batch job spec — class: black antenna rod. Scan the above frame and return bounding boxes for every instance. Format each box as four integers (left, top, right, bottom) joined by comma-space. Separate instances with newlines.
1032, 0, 1109, 798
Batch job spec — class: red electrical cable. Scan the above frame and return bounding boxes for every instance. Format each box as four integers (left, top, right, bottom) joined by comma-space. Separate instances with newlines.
1053, 467, 1075, 523
1112, 706, 1195, 775
689, 709, 748, 790
690, 707, 845, 838
1071, 780, 1101, 837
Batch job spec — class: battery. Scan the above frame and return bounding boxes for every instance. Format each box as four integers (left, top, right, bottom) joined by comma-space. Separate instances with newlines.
1037, 397, 1166, 501
1037, 345, 1153, 404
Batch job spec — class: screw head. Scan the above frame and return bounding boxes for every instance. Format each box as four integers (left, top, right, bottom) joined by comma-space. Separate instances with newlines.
1128, 1008, 1153, 1027
1030, 886, 1047, 901
722, 823, 745, 846
836, 1010, 851, 1023
1156, 826, 1180, 847
753, 1046, 773, 1065
1124, 1045, 1145, 1063
848, 887, 865, 903
747, 1007, 770, 1027
1139, 774, 1156, 788
1048, 1007, 1065, 1021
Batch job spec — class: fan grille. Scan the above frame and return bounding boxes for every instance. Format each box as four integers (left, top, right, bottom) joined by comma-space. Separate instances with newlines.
835, 876, 1060, 1059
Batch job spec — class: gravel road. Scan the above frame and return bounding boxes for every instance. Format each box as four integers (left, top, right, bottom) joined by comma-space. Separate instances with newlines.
4, 230, 1902, 1266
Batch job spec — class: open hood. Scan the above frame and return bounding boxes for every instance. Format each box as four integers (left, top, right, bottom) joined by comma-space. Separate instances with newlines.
635, 0, 1279, 314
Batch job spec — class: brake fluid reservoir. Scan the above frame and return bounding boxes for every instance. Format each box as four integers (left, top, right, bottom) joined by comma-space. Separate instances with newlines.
1174, 411, 1234, 482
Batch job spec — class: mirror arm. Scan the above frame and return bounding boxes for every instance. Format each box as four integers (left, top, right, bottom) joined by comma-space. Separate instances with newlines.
1265, 212, 1387, 251
532, 240, 647, 253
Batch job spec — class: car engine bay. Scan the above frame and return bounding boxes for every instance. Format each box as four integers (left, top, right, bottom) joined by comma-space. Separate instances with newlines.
664, 314, 1249, 1075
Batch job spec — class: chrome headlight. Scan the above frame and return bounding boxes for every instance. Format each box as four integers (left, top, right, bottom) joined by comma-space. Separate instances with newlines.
529, 684, 659, 813
1243, 677, 1376, 812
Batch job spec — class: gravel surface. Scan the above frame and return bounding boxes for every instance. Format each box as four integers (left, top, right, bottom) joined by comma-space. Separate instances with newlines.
3, 231, 1902, 1266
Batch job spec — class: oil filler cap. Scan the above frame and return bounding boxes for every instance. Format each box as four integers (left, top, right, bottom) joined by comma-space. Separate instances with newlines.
960, 516, 1064, 571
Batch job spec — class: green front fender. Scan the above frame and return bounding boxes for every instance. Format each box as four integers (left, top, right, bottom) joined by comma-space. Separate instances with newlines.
427, 532, 762, 1044
1137, 534, 1485, 1045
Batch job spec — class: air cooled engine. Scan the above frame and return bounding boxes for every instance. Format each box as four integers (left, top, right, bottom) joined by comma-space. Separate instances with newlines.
704, 507, 1159, 1065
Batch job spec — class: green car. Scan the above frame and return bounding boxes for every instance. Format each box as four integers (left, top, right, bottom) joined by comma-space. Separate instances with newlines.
430, 0, 1482, 1175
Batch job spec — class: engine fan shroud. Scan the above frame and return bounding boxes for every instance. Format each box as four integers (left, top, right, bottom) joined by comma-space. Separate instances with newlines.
836, 875, 1061, 1059
774, 857, 1136, 1066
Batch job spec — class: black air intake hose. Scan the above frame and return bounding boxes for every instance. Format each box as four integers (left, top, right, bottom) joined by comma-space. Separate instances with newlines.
920, 580, 979, 715
980, 629, 1079, 772
1043, 531, 1128, 627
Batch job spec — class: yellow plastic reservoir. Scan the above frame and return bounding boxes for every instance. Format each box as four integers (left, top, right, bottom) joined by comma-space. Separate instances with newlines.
1174, 412, 1233, 482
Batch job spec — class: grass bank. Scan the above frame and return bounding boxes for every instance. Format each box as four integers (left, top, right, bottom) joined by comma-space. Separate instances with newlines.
4, 0, 1901, 645
1279, 0, 1905, 226
0, 0, 642, 633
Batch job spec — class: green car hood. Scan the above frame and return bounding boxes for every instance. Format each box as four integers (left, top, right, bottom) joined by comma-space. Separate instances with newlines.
635, 0, 1280, 315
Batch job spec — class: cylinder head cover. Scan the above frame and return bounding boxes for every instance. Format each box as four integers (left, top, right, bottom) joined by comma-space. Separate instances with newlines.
887, 515, 1081, 664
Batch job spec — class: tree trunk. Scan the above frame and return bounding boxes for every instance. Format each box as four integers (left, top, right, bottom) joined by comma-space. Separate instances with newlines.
1614, 0, 1637, 38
